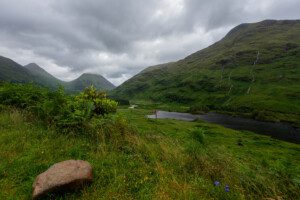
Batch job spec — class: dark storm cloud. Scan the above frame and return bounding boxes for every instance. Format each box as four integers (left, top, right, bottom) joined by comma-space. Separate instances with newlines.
0, 0, 299, 85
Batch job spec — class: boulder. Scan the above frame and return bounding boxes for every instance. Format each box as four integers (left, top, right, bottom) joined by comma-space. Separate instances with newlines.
32, 160, 93, 199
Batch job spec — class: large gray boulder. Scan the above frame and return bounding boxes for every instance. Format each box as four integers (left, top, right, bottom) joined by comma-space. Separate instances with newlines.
32, 160, 93, 199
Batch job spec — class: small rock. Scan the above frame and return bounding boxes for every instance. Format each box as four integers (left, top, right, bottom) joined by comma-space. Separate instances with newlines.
32, 160, 93, 199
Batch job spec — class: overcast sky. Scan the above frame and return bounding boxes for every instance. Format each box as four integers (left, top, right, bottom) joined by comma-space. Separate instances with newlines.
0, 0, 299, 85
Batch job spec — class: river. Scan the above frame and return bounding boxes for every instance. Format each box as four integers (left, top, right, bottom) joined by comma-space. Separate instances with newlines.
147, 111, 300, 144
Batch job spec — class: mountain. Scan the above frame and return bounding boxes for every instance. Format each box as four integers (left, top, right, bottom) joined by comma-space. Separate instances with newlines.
65, 73, 116, 93
0, 57, 115, 92
0, 56, 36, 83
111, 20, 300, 125
24, 63, 64, 88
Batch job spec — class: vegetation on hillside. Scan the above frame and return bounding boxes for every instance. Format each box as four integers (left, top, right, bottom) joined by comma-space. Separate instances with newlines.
0, 83, 299, 199
111, 20, 300, 126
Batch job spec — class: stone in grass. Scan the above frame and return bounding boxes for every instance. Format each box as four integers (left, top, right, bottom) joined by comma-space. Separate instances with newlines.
32, 160, 93, 199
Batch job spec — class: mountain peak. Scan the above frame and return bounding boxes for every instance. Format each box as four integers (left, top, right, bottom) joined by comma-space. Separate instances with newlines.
80, 73, 103, 77
77, 73, 109, 81
24, 62, 58, 77
1, 56, 115, 92
24, 63, 46, 73
66, 73, 115, 92
26, 63, 39, 67
224, 19, 300, 39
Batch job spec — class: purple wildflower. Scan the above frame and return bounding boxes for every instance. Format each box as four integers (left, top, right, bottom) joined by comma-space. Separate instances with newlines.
214, 181, 220, 186
225, 185, 230, 192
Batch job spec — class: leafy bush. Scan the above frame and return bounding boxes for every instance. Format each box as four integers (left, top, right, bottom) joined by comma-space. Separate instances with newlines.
76, 85, 118, 116
36, 86, 70, 124
0, 83, 47, 108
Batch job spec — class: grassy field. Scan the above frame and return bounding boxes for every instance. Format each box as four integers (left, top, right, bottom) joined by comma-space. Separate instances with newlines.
1, 107, 299, 199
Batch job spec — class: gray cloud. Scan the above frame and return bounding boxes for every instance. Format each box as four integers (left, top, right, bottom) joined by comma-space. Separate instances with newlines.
0, 0, 299, 85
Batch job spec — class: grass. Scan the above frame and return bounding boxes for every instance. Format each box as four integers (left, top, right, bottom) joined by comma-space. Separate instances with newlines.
1, 107, 299, 199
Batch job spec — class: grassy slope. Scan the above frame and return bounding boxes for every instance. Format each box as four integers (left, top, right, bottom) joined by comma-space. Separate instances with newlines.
111, 20, 300, 125
1, 107, 299, 199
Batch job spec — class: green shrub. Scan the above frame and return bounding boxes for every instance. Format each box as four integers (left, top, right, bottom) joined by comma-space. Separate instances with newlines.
55, 98, 94, 133
0, 83, 47, 108
76, 85, 118, 116
0, 83, 118, 134
36, 86, 69, 124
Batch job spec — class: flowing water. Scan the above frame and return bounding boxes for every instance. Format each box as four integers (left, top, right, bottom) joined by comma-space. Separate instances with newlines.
147, 111, 300, 144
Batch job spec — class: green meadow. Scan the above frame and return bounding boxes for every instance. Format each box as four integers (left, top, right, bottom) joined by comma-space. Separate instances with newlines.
1, 103, 299, 199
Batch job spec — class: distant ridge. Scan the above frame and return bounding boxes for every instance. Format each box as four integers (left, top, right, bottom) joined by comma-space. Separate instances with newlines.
0, 56, 115, 92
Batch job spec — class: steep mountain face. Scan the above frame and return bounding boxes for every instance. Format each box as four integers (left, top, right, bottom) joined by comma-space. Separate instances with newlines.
112, 20, 300, 124
0, 57, 115, 92
65, 73, 116, 93
0, 56, 35, 83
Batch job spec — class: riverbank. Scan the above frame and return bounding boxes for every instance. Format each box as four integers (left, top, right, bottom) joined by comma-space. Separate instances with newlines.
127, 101, 300, 128
213, 110, 300, 129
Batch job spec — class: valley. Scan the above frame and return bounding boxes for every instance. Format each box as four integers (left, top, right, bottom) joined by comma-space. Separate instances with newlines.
111, 20, 300, 127
0, 19, 299, 199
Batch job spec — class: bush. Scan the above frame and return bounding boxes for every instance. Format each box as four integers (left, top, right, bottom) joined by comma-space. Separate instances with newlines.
0, 83, 118, 134
0, 83, 47, 108
36, 86, 70, 125
76, 85, 118, 116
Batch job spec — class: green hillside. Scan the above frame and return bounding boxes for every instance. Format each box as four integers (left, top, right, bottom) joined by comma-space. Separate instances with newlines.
0, 56, 35, 83
111, 20, 300, 125
0, 57, 115, 92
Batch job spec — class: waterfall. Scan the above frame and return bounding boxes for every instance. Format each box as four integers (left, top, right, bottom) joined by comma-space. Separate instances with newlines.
247, 51, 259, 94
